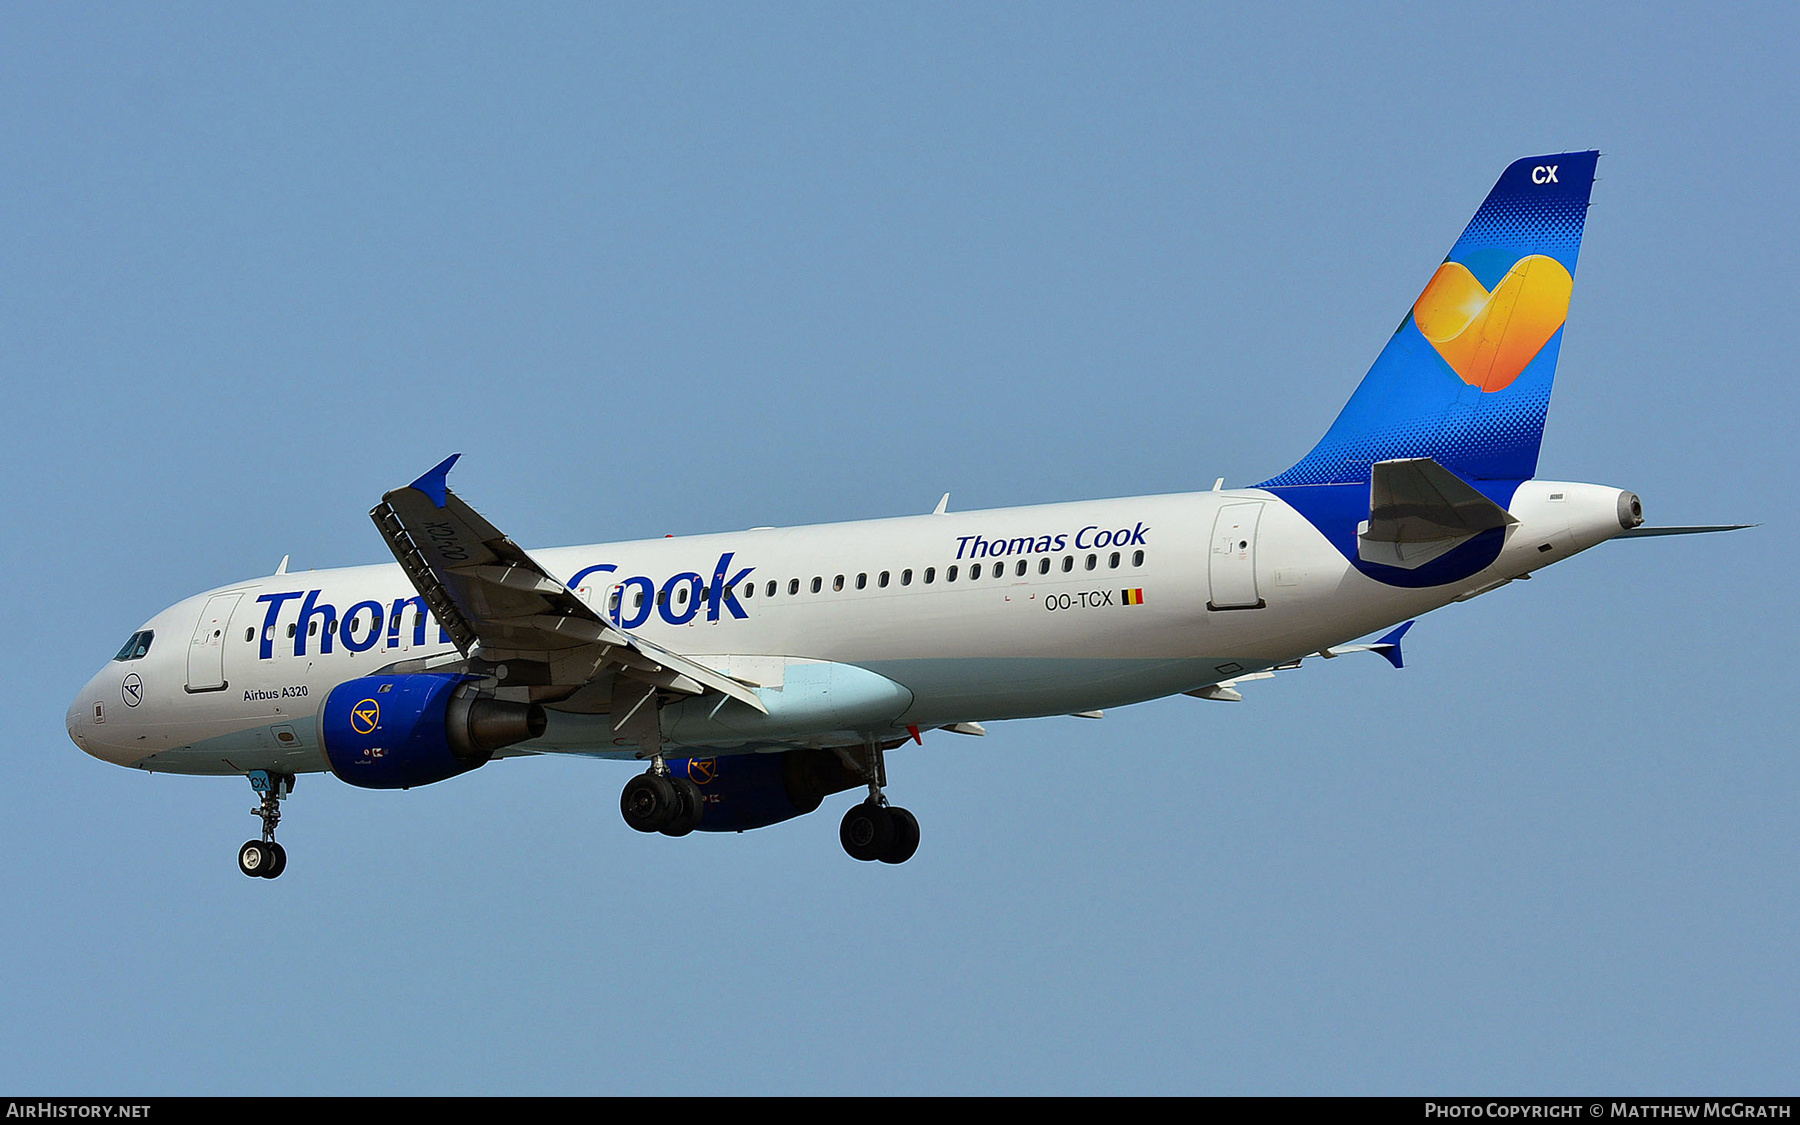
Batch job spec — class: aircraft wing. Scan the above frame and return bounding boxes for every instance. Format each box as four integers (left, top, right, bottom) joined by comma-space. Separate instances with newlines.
369, 454, 766, 714
1185, 621, 1415, 701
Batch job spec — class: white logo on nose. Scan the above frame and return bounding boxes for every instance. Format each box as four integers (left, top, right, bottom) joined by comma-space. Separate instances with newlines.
122, 674, 144, 708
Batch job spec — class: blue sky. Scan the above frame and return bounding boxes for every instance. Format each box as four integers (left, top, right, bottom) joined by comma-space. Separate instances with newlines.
3, 3, 1795, 1094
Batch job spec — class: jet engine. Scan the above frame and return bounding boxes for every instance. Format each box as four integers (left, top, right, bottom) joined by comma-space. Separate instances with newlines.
671, 748, 865, 832
321, 673, 545, 790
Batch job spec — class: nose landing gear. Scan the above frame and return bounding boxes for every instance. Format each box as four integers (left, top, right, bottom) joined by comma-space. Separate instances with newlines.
238, 770, 293, 879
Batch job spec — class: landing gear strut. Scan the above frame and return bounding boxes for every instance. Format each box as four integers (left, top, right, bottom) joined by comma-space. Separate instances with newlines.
614, 684, 704, 837
838, 740, 920, 865
238, 770, 293, 879
620, 759, 704, 837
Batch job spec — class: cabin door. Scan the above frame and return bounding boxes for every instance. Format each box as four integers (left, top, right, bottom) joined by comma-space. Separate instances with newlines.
1208, 503, 1265, 610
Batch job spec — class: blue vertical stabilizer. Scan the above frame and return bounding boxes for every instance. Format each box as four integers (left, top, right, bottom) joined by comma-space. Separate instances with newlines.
1261, 152, 1598, 489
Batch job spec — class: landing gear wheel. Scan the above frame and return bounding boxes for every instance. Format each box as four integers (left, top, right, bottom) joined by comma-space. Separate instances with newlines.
238, 840, 271, 878
880, 806, 919, 864
621, 772, 678, 833
262, 841, 288, 879
660, 777, 705, 837
840, 800, 895, 862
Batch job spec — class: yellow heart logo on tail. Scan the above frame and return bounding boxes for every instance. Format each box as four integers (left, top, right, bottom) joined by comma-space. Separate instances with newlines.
1412, 254, 1573, 392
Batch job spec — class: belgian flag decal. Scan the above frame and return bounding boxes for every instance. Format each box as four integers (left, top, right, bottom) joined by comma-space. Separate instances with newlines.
1122, 588, 1145, 606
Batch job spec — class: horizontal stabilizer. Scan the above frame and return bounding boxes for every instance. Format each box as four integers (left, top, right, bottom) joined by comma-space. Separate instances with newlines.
1358, 458, 1516, 570
1615, 524, 1754, 538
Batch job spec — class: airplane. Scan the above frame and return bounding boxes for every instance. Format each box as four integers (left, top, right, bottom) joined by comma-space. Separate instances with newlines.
66, 151, 1746, 878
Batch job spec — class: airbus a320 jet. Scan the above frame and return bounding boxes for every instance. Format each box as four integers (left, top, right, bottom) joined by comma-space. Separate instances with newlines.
67, 152, 1745, 877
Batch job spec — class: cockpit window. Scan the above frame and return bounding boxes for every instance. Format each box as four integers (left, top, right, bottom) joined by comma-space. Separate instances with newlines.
113, 630, 154, 661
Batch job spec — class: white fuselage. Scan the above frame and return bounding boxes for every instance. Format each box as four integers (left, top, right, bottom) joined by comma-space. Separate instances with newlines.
66, 479, 1632, 776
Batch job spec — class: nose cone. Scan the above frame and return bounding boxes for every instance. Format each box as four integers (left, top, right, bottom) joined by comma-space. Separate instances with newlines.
65, 691, 88, 753
68, 670, 141, 767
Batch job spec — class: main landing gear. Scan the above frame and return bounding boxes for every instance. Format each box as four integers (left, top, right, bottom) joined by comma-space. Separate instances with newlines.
238, 770, 293, 879
620, 761, 706, 837
838, 739, 919, 865
840, 801, 919, 864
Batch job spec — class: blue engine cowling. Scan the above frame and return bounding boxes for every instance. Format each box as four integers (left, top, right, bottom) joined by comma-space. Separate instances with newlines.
669, 748, 865, 832
322, 673, 546, 790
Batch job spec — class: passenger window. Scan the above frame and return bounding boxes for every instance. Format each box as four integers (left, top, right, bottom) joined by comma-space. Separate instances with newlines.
657, 590, 668, 607
924, 567, 936, 584
789, 579, 800, 596
1133, 550, 1145, 566
1109, 551, 1121, 569
856, 573, 867, 590
288, 624, 297, 638
634, 591, 645, 608
609, 590, 622, 612
1062, 556, 1074, 572
245, 627, 254, 642
739, 583, 751, 599
676, 587, 688, 606
1085, 554, 1097, 570
948, 565, 959, 582
901, 569, 913, 586
879, 571, 890, 588
811, 577, 822, 593
767, 581, 777, 597
834, 575, 845, 592
1015, 559, 1027, 577
992, 561, 1004, 578
1039, 558, 1050, 575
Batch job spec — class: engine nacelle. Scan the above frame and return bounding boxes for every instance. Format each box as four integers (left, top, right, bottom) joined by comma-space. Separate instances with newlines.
670, 749, 865, 832
322, 673, 546, 790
